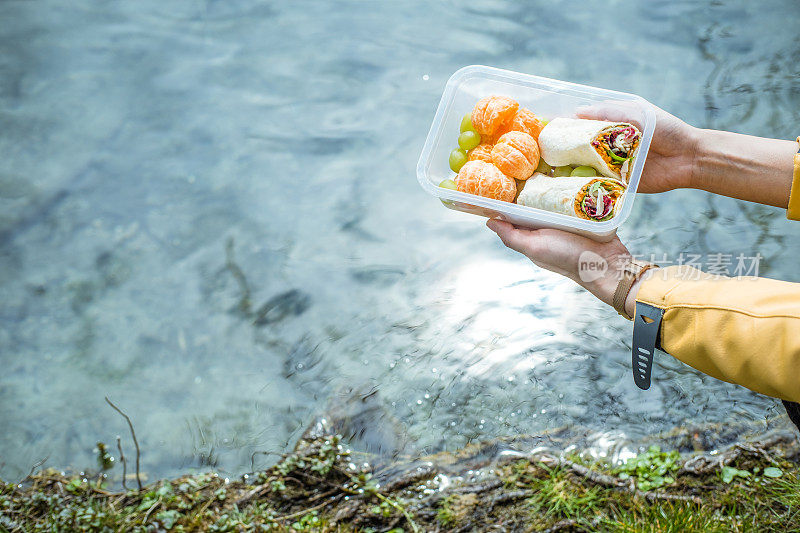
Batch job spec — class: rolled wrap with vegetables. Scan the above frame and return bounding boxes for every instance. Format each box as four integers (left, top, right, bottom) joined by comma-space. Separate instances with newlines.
516, 173, 626, 221
537, 118, 641, 182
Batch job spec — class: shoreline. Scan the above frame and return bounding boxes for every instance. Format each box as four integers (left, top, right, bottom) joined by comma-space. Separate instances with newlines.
2, 424, 798, 532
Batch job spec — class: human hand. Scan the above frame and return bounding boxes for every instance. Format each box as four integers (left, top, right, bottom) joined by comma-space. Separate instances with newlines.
486, 219, 648, 317
577, 102, 699, 193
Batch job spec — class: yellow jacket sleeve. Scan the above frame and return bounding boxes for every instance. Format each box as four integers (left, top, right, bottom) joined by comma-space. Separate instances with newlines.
787, 137, 800, 220
636, 265, 800, 402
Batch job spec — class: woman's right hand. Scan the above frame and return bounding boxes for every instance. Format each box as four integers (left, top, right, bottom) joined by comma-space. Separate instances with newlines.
577, 103, 700, 194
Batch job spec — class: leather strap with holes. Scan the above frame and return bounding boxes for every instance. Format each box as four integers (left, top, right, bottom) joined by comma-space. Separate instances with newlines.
613, 260, 657, 320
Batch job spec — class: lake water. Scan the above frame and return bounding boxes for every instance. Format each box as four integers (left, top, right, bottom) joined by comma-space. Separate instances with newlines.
1, 0, 799, 482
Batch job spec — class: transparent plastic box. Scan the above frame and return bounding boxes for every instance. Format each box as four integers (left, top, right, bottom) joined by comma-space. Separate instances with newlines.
416, 65, 656, 242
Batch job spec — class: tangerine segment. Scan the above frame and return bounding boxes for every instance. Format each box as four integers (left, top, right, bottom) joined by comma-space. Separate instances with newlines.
471, 96, 519, 136
455, 160, 516, 203
506, 107, 545, 140
467, 143, 494, 163
491, 131, 540, 180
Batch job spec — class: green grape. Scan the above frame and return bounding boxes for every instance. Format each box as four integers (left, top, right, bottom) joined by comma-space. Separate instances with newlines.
535, 159, 553, 175
449, 149, 468, 172
458, 131, 481, 151
570, 165, 598, 177
460, 113, 476, 133
553, 165, 573, 177
439, 178, 457, 190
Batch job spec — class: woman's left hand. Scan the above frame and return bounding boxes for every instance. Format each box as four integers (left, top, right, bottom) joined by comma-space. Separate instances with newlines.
486, 219, 643, 316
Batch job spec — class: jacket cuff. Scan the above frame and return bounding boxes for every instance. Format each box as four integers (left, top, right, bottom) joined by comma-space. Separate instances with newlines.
634, 265, 712, 309
788, 137, 800, 221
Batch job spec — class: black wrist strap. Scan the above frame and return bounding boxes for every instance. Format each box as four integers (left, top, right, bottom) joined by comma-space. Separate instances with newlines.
631, 302, 665, 390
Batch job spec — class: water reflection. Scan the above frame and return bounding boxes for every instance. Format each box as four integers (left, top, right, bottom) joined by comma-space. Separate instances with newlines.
0, 0, 798, 483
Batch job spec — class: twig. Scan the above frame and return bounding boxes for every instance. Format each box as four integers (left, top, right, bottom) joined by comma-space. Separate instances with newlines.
307, 488, 340, 503
142, 500, 160, 524
536, 453, 702, 505
680, 431, 794, 475
105, 397, 142, 490
380, 464, 437, 493
374, 492, 420, 533
537, 454, 624, 488
736, 443, 782, 467
452, 522, 477, 533
489, 489, 534, 509
116, 436, 128, 491
541, 519, 579, 533
274, 493, 344, 522
235, 485, 270, 507
451, 479, 504, 494
543, 517, 601, 533
22, 456, 49, 483
634, 489, 701, 504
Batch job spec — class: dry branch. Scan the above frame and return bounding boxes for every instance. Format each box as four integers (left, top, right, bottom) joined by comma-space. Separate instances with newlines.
105, 397, 142, 490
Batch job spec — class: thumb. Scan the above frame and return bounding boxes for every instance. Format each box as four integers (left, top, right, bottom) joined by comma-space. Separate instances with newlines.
575, 101, 643, 130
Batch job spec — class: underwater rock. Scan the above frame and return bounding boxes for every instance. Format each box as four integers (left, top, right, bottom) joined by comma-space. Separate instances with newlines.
302, 385, 410, 461
253, 289, 311, 326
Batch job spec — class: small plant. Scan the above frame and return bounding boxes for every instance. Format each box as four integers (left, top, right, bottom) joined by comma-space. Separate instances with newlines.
65, 477, 87, 494
291, 510, 321, 531
155, 509, 180, 529
720, 466, 751, 484
370, 499, 395, 518
527, 466, 601, 520
437, 495, 458, 526
95, 442, 114, 470
614, 446, 680, 491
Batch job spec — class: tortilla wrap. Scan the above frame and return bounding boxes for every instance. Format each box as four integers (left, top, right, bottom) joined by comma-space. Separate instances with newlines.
537, 118, 640, 182
516, 173, 625, 221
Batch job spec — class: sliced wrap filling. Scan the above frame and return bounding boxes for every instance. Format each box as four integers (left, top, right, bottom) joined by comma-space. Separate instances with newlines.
574, 179, 625, 221
590, 125, 641, 173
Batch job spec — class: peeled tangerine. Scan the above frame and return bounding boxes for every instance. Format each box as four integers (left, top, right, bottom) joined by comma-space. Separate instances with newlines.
467, 143, 494, 163
455, 160, 516, 203
506, 108, 545, 140
491, 131, 540, 180
471, 96, 519, 136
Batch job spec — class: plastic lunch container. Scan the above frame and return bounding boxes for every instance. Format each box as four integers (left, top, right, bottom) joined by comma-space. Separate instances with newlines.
416, 65, 656, 242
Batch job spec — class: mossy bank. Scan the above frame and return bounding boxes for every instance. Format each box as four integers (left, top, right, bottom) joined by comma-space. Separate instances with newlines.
2, 428, 799, 532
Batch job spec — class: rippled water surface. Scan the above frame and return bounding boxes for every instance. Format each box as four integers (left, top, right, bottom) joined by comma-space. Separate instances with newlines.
2, 0, 799, 481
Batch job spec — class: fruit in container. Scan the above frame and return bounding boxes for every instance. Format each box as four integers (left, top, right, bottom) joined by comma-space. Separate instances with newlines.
553, 165, 573, 177
458, 130, 481, 151
570, 165, 598, 177
471, 95, 519, 136
535, 159, 553, 175
455, 160, 516, 203
460, 113, 477, 133
449, 148, 468, 172
504, 107, 546, 140
467, 143, 494, 163
490, 131, 540, 181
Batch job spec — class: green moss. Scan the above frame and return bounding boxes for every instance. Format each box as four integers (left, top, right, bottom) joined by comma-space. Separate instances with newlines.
1, 433, 798, 532
613, 445, 681, 490
526, 466, 603, 521
602, 502, 731, 532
